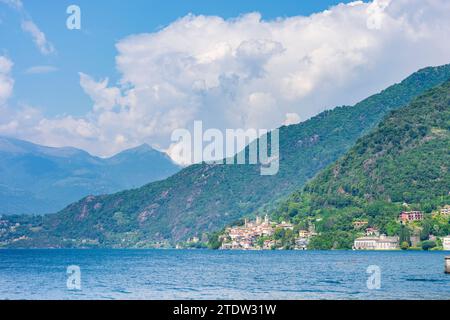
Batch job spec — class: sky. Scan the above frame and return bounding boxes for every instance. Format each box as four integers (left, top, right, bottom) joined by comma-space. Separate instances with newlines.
1, 0, 450, 164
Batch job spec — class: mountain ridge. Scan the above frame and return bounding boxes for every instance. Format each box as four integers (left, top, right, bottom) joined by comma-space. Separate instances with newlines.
3, 63, 450, 248
0, 137, 181, 215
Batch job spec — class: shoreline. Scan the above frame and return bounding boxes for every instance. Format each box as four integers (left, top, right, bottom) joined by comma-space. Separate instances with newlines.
1, 247, 450, 252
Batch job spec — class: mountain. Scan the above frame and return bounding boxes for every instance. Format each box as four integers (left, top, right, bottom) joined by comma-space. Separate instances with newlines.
4, 63, 450, 248
303, 82, 450, 205
0, 137, 180, 215
274, 80, 450, 249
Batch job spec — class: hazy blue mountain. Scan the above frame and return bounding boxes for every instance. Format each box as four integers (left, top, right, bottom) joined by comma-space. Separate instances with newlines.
0, 137, 180, 215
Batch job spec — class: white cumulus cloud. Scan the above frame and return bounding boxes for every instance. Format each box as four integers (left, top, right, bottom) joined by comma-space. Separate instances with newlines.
79, 73, 122, 111
2, 0, 450, 163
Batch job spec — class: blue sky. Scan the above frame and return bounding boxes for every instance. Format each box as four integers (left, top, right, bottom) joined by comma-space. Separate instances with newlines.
1, 0, 449, 162
1, 0, 353, 117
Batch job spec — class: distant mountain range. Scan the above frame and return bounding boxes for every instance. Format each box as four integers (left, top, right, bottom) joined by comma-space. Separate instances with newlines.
4, 63, 449, 248
0, 137, 181, 215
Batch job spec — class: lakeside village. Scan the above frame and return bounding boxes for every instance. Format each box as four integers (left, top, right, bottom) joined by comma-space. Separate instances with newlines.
181, 205, 450, 251
2, 205, 450, 250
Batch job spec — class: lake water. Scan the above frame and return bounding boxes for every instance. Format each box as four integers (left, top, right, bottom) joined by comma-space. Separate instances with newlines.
0, 249, 449, 300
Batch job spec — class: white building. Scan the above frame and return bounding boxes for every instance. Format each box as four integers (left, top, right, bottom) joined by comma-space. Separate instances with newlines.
353, 234, 399, 250
294, 238, 308, 250
443, 236, 450, 251
440, 206, 450, 216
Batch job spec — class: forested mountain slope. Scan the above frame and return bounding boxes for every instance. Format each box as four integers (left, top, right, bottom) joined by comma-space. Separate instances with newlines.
5, 64, 450, 247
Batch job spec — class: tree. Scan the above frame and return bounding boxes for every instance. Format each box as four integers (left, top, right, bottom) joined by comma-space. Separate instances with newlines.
207, 232, 222, 249
274, 228, 285, 240
421, 240, 436, 251
420, 220, 433, 241
400, 241, 410, 250
385, 221, 400, 237
399, 225, 411, 246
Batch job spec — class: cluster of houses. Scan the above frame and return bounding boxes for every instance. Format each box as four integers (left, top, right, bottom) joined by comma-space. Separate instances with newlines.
0, 219, 30, 246
219, 215, 317, 250
295, 226, 318, 250
400, 206, 450, 220
353, 208, 450, 250
220, 215, 280, 250
0, 219, 18, 235
219, 206, 450, 251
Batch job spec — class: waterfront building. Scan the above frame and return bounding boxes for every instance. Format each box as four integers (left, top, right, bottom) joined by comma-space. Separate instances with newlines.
376, 235, 400, 249
353, 237, 378, 250
220, 242, 233, 249
443, 236, 450, 251
353, 234, 399, 250
263, 239, 277, 250
294, 238, 308, 250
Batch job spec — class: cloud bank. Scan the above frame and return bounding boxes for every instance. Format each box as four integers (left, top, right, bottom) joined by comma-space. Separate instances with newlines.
2, 0, 450, 163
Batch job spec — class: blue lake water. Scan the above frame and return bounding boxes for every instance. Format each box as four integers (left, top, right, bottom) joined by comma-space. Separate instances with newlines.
0, 249, 449, 300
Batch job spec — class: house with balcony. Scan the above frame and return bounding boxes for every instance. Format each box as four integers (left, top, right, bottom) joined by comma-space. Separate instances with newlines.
399, 211, 424, 224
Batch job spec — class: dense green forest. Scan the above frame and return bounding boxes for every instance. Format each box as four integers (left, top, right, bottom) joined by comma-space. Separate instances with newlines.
272, 80, 450, 249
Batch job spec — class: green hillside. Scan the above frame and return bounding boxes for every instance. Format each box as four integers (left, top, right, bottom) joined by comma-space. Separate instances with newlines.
2, 64, 450, 248
274, 81, 450, 249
